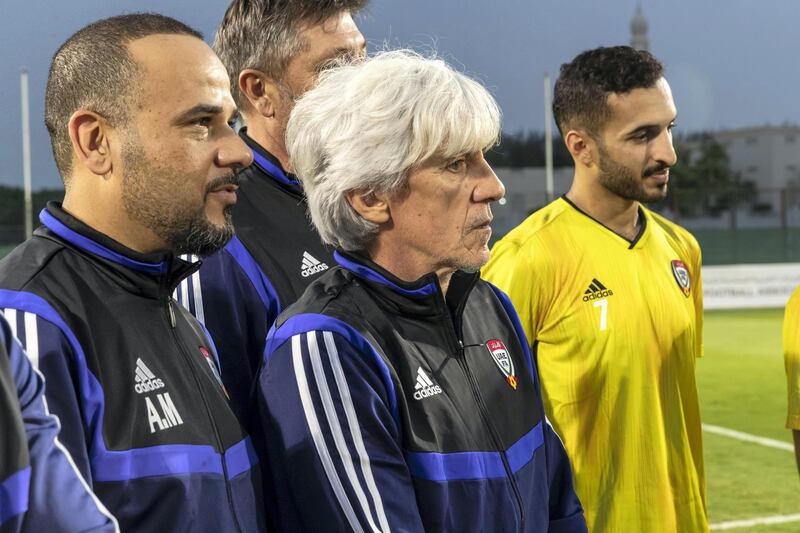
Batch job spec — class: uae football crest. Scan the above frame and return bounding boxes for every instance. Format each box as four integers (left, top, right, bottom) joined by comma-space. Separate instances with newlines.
671, 259, 691, 297
486, 339, 517, 390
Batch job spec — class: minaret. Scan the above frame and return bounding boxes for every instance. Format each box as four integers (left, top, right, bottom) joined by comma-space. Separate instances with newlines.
630, 4, 649, 51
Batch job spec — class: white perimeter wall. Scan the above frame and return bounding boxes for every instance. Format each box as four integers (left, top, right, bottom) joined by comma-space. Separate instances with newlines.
703, 263, 800, 309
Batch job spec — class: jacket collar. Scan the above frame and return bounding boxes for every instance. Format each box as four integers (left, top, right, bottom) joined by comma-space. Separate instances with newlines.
239, 129, 301, 191
560, 195, 649, 249
39, 202, 199, 299
333, 250, 479, 320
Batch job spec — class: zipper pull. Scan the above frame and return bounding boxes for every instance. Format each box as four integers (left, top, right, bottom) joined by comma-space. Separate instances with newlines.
168, 300, 177, 328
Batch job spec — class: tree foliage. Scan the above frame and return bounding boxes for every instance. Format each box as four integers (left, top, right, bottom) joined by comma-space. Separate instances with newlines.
0, 186, 65, 243
485, 130, 573, 168
666, 135, 755, 216
485, 130, 753, 217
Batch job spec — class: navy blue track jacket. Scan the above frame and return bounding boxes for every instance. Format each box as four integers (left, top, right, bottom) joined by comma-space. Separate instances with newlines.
0, 204, 265, 532
0, 313, 116, 532
175, 130, 334, 423
257, 251, 587, 532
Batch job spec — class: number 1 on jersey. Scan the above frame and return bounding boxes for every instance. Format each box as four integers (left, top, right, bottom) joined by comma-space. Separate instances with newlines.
593, 298, 608, 331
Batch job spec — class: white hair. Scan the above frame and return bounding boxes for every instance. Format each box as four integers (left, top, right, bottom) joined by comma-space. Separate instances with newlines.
286, 49, 501, 251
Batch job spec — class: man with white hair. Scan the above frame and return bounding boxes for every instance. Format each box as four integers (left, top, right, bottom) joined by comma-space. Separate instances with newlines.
256, 50, 587, 532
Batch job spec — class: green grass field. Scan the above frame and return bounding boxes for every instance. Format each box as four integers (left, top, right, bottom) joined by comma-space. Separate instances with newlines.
700, 308, 800, 531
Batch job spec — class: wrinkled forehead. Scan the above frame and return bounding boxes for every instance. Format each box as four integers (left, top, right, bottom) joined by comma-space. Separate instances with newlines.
320, 10, 360, 34
296, 11, 364, 62
127, 34, 233, 110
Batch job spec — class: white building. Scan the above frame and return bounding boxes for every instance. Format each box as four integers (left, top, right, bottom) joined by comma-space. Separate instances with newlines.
715, 126, 800, 191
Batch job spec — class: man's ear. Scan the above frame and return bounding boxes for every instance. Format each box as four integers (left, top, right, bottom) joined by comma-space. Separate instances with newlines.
239, 69, 283, 119
68, 110, 113, 177
564, 129, 596, 167
346, 189, 391, 225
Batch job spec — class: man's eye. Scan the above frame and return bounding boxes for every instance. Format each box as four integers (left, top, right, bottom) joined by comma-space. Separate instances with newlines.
193, 117, 213, 127
316, 57, 345, 74
446, 159, 466, 173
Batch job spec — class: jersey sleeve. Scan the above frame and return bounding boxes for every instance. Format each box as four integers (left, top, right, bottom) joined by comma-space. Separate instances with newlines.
175, 243, 281, 421
785, 287, 800, 429
483, 239, 551, 344
1, 314, 117, 532
257, 319, 425, 532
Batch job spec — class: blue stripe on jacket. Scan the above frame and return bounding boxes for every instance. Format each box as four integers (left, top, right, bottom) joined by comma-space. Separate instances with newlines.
0, 290, 259, 482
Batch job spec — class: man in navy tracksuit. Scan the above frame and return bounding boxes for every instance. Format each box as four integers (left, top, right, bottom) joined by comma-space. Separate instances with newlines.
257, 51, 587, 532
0, 314, 117, 532
175, 0, 366, 422
0, 14, 264, 531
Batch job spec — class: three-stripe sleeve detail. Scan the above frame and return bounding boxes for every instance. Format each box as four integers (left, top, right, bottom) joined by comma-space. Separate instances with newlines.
322, 331, 390, 533
174, 255, 205, 325
178, 277, 189, 310
3, 309, 17, 338
191, 264, 205, 325
23, 313, 39, 368
306, 332, 381, 533
3, 309, 40, 368
292, 331, 391, 533
291, 334, 365, 533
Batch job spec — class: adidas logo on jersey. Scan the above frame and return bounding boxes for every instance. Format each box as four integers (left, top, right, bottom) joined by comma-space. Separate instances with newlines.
134, 358, 165, 394
413, 367, 443, 400
301, 251, 329, 278
582, 278, 614, 302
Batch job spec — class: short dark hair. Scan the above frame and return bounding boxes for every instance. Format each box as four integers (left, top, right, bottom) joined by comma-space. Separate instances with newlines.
214, 0, 367, 110
552, 46, 664, 137
44, 13, 203, 182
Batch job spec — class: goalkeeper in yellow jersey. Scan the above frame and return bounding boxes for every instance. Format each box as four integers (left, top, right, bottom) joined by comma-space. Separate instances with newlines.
483, 46, 707, 532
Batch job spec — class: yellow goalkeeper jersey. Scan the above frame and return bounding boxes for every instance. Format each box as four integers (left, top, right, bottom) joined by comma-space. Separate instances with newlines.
483, 197, 707, 533
784, 286, 800, 429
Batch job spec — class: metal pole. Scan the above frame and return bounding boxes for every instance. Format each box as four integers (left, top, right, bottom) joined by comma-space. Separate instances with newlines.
544, 72, 554, 203
20, 69, 32, 239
